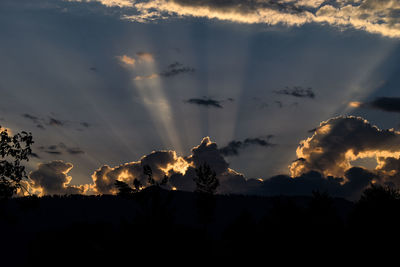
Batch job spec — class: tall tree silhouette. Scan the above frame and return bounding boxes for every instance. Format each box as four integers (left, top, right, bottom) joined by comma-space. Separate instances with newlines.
193, 163, 219, 227
193, 163, 219, 194
143, 165, 170, 187
143, 164, 155, 186
0, 126, 33, 199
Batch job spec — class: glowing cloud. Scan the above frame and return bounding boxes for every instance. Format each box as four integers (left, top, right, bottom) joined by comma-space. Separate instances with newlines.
73, 0, 400, 38
67, 0, 134, 8
134, 73, 159, 81
136, 52, 155, 63
117, 54, 136, 66
290, 116, 400, 178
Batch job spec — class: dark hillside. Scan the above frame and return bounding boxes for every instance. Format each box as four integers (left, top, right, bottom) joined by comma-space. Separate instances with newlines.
0, 188, 357, 264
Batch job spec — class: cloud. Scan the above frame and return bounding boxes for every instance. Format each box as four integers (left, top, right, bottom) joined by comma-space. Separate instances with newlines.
29, 161, 89, 195
22, 113, 46, 129
67, 0, 134, 8
24, 133, 400, 200
136, 52, 155, 62
290, 116, 400, 179
92, 150, 189, 194
117, 54, 136, 66
256, 167, 375, 200
91, 137, 247, 195
184, 97, 223, 108
37, 143, 85, 156
219, 136, 275, 156
159, 62, 195, 77
350, 97, 400, 113
70, 0, 400, 38
134, 73, 159, 81
48, 117, 65, 126
274, 86, 315, 99
135, 62, 195, 80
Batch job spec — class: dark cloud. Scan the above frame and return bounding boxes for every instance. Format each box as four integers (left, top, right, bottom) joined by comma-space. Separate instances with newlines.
37, 143, 85, 156
80, 122, 91, 128
22, 113, 92, 131
48, 117, 65, 126
66, 148, 85, 155
354, 97, 400, 113
160, 62, 195, 77
274, 86, 315, 99
29, 161, 88, 195
184, 98, 223, 108
22, 113, 46, 129
254, 167, 375, 200
22, 113, 40, 123
219, 136, 275, 156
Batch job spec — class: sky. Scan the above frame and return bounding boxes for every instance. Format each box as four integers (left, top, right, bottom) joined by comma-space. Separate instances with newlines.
2, 0, 400, 199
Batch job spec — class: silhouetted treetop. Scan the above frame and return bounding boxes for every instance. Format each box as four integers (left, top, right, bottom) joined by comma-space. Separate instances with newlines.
0, 126, 33, 199
114, 180, 134, 197
193, 163, 219, 194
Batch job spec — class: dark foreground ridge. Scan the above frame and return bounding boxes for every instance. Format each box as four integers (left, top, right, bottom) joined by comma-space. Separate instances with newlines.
1, 185, 399, 264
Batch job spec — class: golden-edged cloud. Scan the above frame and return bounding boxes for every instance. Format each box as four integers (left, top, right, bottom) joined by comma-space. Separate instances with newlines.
74, 0, 400, 38
290, 116, 400, 178
29, 161, 89, 196
67, 0, 134, 8
22, 131, 400, 200
117, 54, 136, 66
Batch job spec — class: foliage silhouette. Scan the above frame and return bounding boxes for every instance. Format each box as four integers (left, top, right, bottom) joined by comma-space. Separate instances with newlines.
350, 184, 400, 231
0, 126, 33, 199
193, 163, 219, 194
143, 164, 170, 187
143, 164, 154, 185
114, 180, 134, 197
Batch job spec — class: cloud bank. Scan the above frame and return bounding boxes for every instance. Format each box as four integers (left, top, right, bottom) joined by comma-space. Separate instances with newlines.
71, 0, 400, 38
24, 116, 400, 200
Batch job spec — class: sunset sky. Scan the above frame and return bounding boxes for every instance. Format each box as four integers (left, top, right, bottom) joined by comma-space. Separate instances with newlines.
2, 0, 400, 198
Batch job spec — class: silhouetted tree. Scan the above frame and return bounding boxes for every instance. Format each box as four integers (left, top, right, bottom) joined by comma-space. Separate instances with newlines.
143, 164, 155, 185
133, 178, 142, 192
143, 165, 170, 187
193, 163, 219, 227
350, 184, 400, 228
114, 180, 134, 197
0, 126, 33, 199
193, 163, 219, 194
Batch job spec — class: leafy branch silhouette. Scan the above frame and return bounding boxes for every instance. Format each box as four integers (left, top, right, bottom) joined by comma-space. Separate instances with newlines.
0, 126, 34, 199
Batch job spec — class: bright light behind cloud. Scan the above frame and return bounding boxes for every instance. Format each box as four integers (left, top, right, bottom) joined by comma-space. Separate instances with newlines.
117, 54, 136, 66
71, 0, 400, 38
67, 0, 134, 8
131, 55, 184, 154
